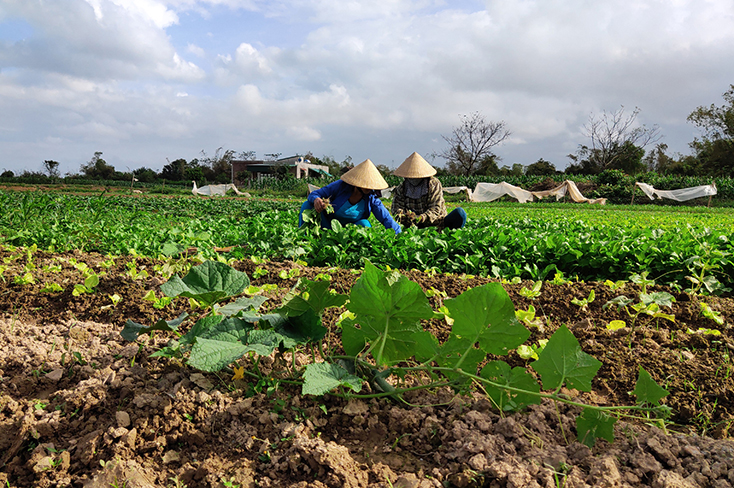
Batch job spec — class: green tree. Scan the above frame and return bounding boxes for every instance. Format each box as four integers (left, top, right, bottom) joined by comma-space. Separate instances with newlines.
498, 163, 524, 177
43, 160, 60, 178
80, 152, 115, 180
687, 84, 734, 176
184, 163, 205, 183
525, 158, 557, 176
440, 112, 511, 176
643, 143, 675, 173
160, 158, 187, 181
474, 154, 500, 176
133, 167, 158, 183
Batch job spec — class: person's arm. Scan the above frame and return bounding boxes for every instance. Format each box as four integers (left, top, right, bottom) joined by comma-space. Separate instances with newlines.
418, 178, 448, 225
308, 180, 342, 211
370, 196, 402, 234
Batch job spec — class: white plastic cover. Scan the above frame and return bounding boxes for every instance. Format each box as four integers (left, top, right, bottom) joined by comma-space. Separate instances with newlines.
472, 182, 534, 203
532, 180, 607, 204
192, 182, 245, 196
635, 182, 717, 202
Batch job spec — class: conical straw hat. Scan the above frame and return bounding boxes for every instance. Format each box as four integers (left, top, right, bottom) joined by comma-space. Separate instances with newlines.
392, 152, 436, 178
340, 159, 388, 190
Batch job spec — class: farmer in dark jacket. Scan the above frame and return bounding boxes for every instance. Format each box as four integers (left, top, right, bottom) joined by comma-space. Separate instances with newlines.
391, 152, 466, 230
299, 159, 401, 234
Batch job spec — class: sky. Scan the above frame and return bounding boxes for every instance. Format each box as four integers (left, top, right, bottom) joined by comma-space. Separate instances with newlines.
1, 0, 733, 177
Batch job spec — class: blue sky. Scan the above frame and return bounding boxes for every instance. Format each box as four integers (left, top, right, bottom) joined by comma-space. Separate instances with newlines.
1, 0, 733, 177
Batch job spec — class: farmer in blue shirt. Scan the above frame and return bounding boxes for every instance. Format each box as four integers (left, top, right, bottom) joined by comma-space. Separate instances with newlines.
298, 159, 401, 234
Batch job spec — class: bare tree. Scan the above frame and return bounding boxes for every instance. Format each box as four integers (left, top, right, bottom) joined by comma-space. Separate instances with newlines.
439, 112, 511, 176
582, 106, 661, 171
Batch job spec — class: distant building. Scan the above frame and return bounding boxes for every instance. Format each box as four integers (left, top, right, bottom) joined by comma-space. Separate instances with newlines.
231, 156, 331, 184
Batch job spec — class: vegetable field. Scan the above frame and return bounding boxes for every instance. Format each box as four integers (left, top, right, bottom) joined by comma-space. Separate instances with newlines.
1, 189, 734, 488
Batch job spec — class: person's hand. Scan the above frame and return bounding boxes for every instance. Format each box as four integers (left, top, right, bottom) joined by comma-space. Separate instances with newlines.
314, 197, 326, 212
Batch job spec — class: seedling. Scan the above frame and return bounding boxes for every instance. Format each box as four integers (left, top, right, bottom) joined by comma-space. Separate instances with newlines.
686, 327, 721, 336
40, 282, 64, 293
519, 280, 542, 299
126, 261, 149, 280
13, 272, 35, 285
571, 290, 595, 310
603, 292, 676, 347
278, 268, 301, 279
700, 302, 724, 325
99, 256, 116, 269
143, 290, 173, 309
515, 305, 545, 331
221, 478, 241, 488
42, 263, 62, 273
629, 271, 656, 294
606, 320, 626, 331
72, 273, 99, 296
604, 279, 625, 290
252, 267, 268, 279
550, 271, 569, 285
516, 340, 548, 360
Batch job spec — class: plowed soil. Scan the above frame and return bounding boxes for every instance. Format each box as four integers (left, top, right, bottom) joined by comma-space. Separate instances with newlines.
1, 249, 734, 488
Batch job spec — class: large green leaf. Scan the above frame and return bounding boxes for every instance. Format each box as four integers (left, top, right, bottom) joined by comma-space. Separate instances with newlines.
445, 283, 529, 356
187, 338, 251, 372
302, 362, 363, 396
121, 312, 188, 342
215, 296, 268, 317
632, 366, 669, 405
436, 335, 488, 382
480, 360, 541, 412
274, 309, 328, 347
195, 317, 253, 343
161, 261, 250, 306
180, 315, 224, 345
279, 278, 348, 317
640, 292, 675, 308
531, 325, 602, 392
576, 408, 616, 447
187, 326, 284, 372
342, 261, 435, 366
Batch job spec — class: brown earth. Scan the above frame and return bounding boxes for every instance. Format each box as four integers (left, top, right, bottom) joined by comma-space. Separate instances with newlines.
1, 249, 734, 487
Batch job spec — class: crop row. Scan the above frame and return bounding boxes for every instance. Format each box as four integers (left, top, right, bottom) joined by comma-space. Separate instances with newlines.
1, 191, 732, 291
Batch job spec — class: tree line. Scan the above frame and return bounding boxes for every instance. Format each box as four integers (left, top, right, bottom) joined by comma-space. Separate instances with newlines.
438, 84, 734, 178
2, 85, 732, 183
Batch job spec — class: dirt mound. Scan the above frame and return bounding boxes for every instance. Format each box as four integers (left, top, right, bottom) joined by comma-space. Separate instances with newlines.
1, 250, 734, 487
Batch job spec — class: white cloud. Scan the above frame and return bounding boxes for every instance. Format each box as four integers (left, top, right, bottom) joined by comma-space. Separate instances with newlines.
187, 43, 206, 57
156, 53, 206, 81
1, 0, 733, 174
233, 43, 274, 76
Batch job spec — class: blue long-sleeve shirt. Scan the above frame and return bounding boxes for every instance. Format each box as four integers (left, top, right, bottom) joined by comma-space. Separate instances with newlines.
308, 180, 402, 234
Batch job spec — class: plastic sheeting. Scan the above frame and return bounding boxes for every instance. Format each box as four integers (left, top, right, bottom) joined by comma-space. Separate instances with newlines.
472, 182, 534, 203
192, 182, 245, 196
635, 182, 717, 202
443, 180, 605, 204
532, 180, 607, 204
